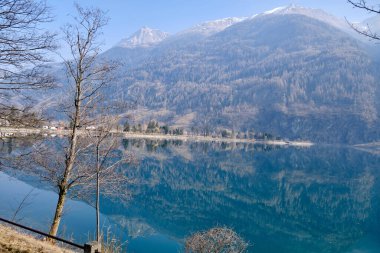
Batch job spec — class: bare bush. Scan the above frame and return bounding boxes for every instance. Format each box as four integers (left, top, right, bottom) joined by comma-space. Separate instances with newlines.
185, 227, 248, 253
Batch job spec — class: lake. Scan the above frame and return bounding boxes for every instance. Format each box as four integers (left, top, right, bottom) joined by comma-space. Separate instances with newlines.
0, 137, 380, 253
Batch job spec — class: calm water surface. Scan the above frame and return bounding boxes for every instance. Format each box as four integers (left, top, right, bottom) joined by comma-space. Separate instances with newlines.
0, 137, 380, 253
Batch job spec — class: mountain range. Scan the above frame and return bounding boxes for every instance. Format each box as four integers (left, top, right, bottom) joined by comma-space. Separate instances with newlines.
51, 5, 380, 144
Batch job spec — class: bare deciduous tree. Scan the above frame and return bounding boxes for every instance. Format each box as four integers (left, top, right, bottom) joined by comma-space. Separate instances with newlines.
83, 115, 133, 245
0, 0, 56, 126
185, 227, 248, 253
43, 4, 119, 238
347, 0, 380, 40
5, 3, 131, 242
22, 131, 131, 243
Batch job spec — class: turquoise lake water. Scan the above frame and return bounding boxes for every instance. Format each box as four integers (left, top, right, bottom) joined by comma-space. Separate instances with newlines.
0, 138, 380, 253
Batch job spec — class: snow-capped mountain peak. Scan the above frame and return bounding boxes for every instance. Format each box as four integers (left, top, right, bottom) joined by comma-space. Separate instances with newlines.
259, 5, 350, 32
263, 5, 314, 16
181, 17, 247, 36
116, 27, 169, 48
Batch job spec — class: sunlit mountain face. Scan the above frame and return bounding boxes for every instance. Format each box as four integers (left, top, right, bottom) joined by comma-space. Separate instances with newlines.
41, 5, 380, 144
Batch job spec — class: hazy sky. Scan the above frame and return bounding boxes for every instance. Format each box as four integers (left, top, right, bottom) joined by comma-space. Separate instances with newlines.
46, 0, 375, 53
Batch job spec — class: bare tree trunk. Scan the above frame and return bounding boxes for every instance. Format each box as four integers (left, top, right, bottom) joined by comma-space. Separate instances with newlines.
48, 99, 80, 237
91, 120, 131, 246
96, 145, 100, 243
48, 188, 67, 239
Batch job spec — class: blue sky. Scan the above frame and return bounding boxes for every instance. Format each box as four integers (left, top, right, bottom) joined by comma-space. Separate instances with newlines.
46, 0, 374, 53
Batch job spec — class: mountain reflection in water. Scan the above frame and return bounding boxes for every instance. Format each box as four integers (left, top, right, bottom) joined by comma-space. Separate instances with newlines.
0, 137, 380, 253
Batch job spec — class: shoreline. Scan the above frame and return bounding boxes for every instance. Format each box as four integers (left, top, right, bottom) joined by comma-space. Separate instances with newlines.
123, 132, 314, 147
0, 127, 314, 147
353, 142, 380, 155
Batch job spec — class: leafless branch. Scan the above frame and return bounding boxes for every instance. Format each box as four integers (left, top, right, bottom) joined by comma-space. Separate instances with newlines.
0, 0, 57, 90
347, 0, 380, 40
347, 0, 380, 14
11, 189, 36, 223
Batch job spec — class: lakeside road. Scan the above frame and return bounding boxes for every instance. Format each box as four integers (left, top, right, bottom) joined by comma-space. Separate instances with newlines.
0, 127, 314, 147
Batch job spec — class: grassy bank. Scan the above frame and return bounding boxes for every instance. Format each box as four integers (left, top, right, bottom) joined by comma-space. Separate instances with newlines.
0, 224, 74, 253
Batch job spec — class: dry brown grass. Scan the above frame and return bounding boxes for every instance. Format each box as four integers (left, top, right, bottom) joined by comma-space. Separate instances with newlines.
0, 225, 75, 253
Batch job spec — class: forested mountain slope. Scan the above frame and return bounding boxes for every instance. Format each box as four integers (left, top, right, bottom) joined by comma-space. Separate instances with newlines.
51, 6, 380, 144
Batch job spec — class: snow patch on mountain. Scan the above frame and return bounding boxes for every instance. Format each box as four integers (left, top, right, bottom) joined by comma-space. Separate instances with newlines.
263, 6, 288, 15
117, 27, 169, 48
361, 15, 380, 35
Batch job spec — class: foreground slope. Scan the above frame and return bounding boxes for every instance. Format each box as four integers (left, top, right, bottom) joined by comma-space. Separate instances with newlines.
0, 225, 74, 253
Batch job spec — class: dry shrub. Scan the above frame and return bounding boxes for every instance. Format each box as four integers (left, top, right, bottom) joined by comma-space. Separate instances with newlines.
185, 227, 248, 253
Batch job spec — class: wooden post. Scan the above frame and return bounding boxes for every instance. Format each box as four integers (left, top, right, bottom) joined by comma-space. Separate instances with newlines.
84, 241, 101, 253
